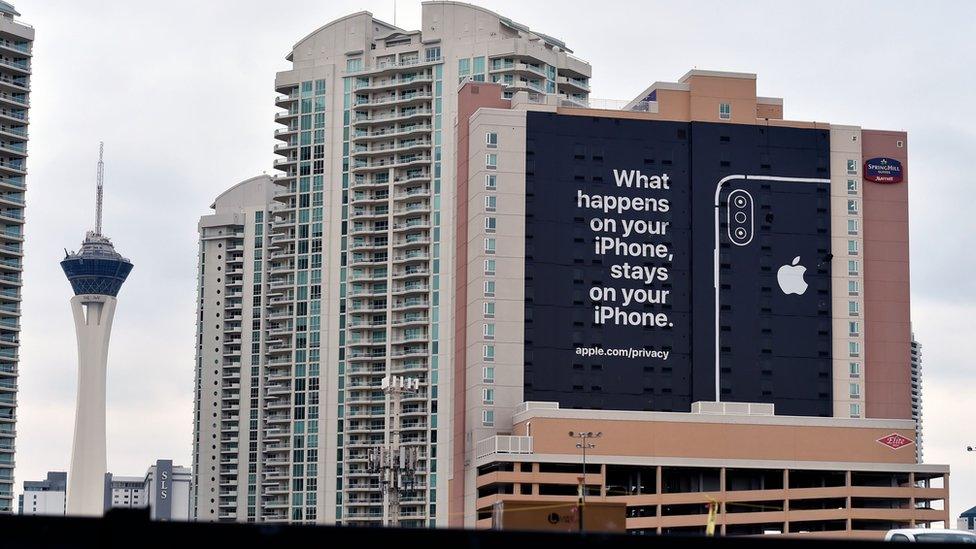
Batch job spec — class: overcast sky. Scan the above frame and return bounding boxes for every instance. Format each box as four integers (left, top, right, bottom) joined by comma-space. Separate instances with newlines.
15, 0, 976, 522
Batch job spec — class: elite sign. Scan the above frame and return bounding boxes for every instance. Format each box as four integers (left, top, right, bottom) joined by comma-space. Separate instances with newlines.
864, 157, 904, 184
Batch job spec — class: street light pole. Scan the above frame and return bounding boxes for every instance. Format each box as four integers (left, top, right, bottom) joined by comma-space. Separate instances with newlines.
569, 431, 601, 533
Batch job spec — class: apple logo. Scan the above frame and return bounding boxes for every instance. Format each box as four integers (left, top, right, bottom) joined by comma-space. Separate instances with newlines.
777, 256, 808, 295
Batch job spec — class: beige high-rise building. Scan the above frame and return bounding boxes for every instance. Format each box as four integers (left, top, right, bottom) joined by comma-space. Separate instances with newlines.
192, 2, 590, 525
0, 0, 31, 515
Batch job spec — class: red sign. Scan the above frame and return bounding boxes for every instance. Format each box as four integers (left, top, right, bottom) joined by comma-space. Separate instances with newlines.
877, 433, 913, 450
864, 157, 904, 184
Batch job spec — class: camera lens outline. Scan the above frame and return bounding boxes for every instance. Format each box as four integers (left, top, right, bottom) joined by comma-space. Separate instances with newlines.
727, 189, 754, 247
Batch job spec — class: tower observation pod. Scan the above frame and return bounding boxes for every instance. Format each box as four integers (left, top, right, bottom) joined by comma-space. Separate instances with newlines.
59, 143, 133, 516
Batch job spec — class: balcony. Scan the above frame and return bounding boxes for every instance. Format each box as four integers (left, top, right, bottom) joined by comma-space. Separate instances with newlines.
352, 123, 433, 142
347, 56, 442, 76
353, 73, 435, 92
557, 75, 590, 92
352, 109, 433, 128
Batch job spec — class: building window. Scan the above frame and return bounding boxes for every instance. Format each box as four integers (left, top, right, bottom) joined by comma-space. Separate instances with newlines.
486, 153, 497, 169
483, 302, 495, 318
850, 362, 860, 377
850, 403, 861, 418
485, 174, 497, 190
848, 219, 859, 235
848, 260, 859, 276
849, 300, 860, 316
486, 132, 498, 148
484, 237, 496, 254
849, 321, 860, 336
425, 47, 440, 62
484, 259, 496, 276
483, 323, 495, 339
850, 382, 861, 398
847, 159, 857, 174
848, 280, 860, 296
458, 58, 470, 77
485, 216, 497, 233
847, 179, 858, 194
848, 240, 859, 255
483, 366, 495, 383
719, 102, 731, 120
484, 280, 496, 297
485, 195, 497, 212
849, 341, 860, 357
346, 58, 362, 72
483, 344, 495, 361
847, 199, 859, 215
483, 388, 495, 405
482, 409, 494, 427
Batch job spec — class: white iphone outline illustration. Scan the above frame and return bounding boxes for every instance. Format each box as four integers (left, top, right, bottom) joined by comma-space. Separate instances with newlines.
712, 174, 831, 402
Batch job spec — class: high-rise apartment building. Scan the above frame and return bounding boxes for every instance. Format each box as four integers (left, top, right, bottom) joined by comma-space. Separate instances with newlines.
192, 3, 590, 525
193, 175, 275, 522
0, 0, 31, 514
911, 334, 922, 461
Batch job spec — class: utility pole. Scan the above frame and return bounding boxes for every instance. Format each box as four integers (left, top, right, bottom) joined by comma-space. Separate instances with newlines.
569, 431, 601, 533
368, 375, 420, 527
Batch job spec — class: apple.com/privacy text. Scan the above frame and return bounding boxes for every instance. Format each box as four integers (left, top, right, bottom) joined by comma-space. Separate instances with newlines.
575, 346, 670, 360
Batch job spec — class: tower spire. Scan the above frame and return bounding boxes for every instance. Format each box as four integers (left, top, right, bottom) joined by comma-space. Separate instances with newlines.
95, 142, 104, 236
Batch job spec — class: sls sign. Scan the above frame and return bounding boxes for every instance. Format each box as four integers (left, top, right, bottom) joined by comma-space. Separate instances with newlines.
864, 157, 904, 184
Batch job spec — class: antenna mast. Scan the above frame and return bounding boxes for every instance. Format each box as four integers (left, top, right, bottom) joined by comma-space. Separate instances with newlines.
95, 142, 104, 236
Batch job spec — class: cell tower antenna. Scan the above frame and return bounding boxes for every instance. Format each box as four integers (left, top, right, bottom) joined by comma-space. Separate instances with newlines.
95, 142, 104, 236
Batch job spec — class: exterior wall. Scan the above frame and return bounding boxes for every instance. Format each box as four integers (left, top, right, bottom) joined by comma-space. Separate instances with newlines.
757, 97, 784, 120
193, 175, 275, 522
829, 125, 866, 419
0, 4, 32, 514
460, 100, 528, 527
450, 82, 510, 527
910, 336, 922, 461
860, 130, 911, 420
20, 490, 64, 516
682, 71, 757, 124
109, 477, 144, 508
510, 411, 921, 465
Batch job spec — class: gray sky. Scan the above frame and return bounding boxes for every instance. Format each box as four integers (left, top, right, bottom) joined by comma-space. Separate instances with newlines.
15, 0, 976, 521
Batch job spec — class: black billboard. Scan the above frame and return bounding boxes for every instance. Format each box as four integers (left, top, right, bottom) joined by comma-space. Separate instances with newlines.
523, 112, 832, 416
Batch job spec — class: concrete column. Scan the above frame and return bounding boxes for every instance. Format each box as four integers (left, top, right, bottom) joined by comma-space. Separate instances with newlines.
66, 295, 117, 516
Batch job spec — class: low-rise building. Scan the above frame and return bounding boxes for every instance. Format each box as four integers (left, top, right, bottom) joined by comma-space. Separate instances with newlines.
475, 402, 948, 537
19, 460, 190, 520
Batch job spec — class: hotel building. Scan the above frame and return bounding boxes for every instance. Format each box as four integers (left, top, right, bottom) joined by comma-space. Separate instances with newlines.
194, 2, 942, 537
453, 73, 937, 536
